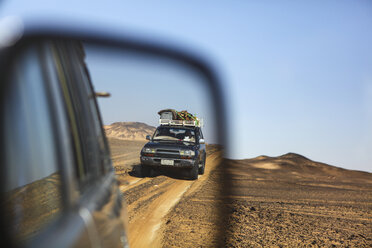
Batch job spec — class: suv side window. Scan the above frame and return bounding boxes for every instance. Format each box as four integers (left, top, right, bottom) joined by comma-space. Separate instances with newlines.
195, 128, 203, 142
199, 129, 204, 139
2, 44, 63, 244
76, 49, 112, 174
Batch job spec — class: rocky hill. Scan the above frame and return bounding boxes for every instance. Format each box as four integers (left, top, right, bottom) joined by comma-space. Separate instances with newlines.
229, 152, 372, 185
104, 122, 156, 140
223, 153, 372, 247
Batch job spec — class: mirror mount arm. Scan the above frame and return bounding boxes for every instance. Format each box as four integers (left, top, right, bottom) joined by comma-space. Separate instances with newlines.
95, 92, 111, 98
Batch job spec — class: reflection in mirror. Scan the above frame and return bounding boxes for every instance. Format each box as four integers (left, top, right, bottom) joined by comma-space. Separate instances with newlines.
84, 44, 224, 247
2, 44, 63, 245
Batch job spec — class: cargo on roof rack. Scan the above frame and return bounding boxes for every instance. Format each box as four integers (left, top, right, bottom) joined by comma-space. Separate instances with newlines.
158, 109, 203, 127
158, 109, 178, 120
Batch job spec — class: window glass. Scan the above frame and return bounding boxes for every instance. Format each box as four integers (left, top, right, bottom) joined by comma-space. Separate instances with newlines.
199, 129, 204, 139
153, 127, 196, 142
51, 41, 109, 186
2, 45, 62, 244
77, 58, 111, 173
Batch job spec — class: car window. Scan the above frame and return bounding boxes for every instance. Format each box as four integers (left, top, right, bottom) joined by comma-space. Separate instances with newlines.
153, 127, 196, 142
51, 41, 110, 188
77, 53, 112, 174
2, 44, 63, 244
199, 129, 204, 139
153, 127, 179, 140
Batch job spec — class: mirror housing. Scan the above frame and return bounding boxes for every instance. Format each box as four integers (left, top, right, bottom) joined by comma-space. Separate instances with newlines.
0, 28, 227, 246
199, 138, 205, 144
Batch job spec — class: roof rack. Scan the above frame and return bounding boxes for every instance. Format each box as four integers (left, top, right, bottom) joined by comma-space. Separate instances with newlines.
159, 119, 203, 127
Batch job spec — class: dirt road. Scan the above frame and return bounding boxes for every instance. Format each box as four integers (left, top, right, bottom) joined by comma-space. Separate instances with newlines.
116, 146, 222, 247
110, 138, 372, 247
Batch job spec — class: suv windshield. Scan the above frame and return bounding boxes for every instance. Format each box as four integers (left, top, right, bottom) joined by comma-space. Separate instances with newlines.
153, 127, 196, 143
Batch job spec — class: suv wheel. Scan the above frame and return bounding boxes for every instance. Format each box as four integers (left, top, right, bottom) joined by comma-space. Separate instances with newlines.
198, 158, 205, 175
189, 163, 199, 180
141, 164, 151, 177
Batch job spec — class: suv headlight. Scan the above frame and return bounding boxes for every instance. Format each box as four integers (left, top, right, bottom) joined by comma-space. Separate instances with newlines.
142, 147, 156, 153
180, 150, 195, 157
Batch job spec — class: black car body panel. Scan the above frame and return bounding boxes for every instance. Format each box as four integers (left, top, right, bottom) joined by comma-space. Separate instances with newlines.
141, 142, 198, 169
0, 40, 129, 247
140, 125, 206, 173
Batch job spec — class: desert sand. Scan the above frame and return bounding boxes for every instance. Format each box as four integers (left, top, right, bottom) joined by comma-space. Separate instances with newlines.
108, 137, 372, 247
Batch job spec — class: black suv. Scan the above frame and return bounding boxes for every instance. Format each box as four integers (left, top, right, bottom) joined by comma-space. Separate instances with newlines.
140, 124, 206, 180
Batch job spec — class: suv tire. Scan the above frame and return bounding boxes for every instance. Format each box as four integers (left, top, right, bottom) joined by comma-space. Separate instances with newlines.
198, 158, 205, 175
189, 163, 199, 180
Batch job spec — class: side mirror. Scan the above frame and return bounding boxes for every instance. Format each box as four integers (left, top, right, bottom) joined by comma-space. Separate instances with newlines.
0, 31, 226, 247
95, 92, 111, 98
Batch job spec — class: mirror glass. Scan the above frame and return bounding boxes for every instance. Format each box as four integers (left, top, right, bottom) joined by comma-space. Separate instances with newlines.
2, 43, 63, 245
1, 40, 224, 247
84, 44, 224, 247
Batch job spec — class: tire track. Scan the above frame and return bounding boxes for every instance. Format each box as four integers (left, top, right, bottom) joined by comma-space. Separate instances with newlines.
119, 151, 220, 248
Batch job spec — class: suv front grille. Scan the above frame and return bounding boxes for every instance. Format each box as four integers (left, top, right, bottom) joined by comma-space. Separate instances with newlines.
156, 149, 180, 158
157, 149, 179, 154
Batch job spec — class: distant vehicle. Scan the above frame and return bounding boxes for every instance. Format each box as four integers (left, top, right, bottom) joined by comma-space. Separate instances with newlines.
140, 110, 207, 180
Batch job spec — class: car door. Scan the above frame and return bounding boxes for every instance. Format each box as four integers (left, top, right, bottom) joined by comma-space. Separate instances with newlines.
51, 40, 129, 248
0, 39, 129, 248
0, 41, 93, 248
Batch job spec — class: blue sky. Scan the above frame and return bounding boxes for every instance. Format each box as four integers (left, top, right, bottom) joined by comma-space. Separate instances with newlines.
84, 46, 216, 141
1, 0, 371, 172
